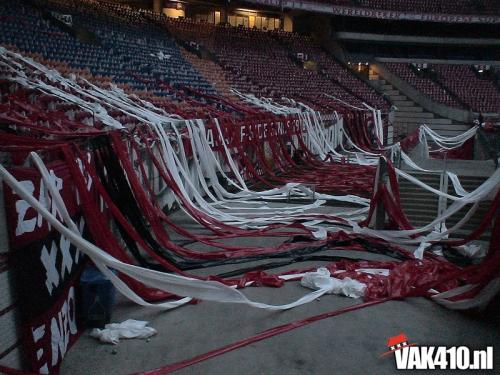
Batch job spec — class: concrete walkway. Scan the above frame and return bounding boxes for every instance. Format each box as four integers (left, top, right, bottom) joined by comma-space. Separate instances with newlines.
60, 203, 499, 375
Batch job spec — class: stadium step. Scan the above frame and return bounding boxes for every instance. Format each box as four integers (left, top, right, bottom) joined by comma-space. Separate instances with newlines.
398, 172, 491, 241
397, 106, 424, 113
397, 117, 452, 125
445, 174, 492, 241
180, 47, 244, 104
392, 100, 415, 107
391, 95, 407, 101
385, 89, 400, 96
395, 111, 434, 119
370, 76, 467, 140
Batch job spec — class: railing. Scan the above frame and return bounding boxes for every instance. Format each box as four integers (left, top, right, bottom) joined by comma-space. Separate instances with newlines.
476, 128, 500, 168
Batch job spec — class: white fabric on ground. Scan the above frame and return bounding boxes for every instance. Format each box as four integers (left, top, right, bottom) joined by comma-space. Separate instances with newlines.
300, 268, 366, 298
90, 319, 157, 345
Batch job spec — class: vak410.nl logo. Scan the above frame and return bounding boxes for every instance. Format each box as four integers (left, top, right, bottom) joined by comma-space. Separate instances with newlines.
381, 333, 494, 370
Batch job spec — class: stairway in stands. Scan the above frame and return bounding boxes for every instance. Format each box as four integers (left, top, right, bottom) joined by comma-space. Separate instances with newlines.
399, 171, 492, 242
369, 70, 469, 140
180, 48, 247, 105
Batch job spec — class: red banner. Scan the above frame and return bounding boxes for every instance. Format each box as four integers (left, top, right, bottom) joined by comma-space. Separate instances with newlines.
3, 160, 87, 374
244, 0, 500, 24
204, 116, 307, 150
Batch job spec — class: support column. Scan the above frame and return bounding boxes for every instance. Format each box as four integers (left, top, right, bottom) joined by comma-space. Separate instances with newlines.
283, 13, 293, 32
153, 0, 163, 13
222, 2, 229, 24
373, 157, 387, 230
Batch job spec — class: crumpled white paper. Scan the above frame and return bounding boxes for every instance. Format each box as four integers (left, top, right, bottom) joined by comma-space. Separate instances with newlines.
300, 268, 366, 298
456, 243, 485, 259
413, 241, 430, 259
90, 319, 157, 345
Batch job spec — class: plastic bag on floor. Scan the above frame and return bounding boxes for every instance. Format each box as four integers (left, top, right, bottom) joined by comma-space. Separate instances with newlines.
90, 319, 157, 345
300, 268, 366, 298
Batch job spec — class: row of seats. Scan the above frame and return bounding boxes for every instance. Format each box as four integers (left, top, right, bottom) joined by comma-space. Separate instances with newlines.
432, 64, 500, 113
0, 51, 211, 126
3, 0, 497, 120
272, 31, 389, 110
0, 0, 409, 120
160, 16, 387, 112
0, 0, 260, 119
44, 0, 215, 93
385, 63, 499, 113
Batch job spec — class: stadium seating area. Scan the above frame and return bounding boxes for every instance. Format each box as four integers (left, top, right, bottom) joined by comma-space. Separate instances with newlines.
0, 0, 274, 119
0, 0, 394, 118
322, 0, 500, 15
2, 1, 500, 374
0, 0, 395, 119
0, 0, 216, 94
432, 64, 500, 113
273, 31, 388, 110
161, 17, 390, 111
384, 63, 462, 108
0, 0, 498, 123
385, 63, 500, 113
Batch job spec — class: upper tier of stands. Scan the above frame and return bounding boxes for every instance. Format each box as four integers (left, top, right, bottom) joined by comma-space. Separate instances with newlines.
0, 0, 213, 95
0, 0, 393, 118
1, 0, 497, 122
320, 0, 500, 15
273, 31, 387, 110
385, 63, 500, 113
0, 0, 267, 119
0, 0, 392, 117
161, 16, 389, 111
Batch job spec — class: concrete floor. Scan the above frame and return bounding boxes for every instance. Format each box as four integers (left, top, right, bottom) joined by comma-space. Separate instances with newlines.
60, 201, 500, 375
